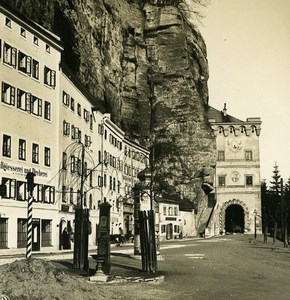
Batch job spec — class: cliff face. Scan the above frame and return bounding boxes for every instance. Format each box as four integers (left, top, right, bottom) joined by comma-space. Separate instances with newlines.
5, 0, 217, 227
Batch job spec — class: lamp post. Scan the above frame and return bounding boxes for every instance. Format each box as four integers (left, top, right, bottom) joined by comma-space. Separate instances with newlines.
254, 209, 257, 240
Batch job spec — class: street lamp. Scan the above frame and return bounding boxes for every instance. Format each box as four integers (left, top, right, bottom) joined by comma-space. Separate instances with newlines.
254, 209, 257, 240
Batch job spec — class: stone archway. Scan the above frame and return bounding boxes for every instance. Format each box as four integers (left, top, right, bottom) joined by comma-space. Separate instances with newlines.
219, 199, 250, 234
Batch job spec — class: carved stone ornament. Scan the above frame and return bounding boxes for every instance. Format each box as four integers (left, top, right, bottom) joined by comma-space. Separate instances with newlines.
231, 171, 240, 182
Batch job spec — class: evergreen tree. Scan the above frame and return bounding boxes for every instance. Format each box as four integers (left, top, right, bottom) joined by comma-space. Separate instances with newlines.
269, 162, 282, 195
268, 163, 282, 244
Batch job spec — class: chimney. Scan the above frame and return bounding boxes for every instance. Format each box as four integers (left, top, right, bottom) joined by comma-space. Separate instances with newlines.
222, 103, 227, 116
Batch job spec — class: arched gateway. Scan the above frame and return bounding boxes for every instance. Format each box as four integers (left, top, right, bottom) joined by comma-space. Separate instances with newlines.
219, 199, 250, 234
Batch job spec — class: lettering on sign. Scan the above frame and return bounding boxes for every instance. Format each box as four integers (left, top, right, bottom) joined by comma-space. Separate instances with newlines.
0, 161, 48, 178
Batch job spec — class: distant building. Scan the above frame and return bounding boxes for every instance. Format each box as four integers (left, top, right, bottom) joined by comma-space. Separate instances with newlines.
158, 198, 180, 241
206, 104, 262, 236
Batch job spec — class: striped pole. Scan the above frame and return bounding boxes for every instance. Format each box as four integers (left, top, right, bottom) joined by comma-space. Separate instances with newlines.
26, 191, 33, 259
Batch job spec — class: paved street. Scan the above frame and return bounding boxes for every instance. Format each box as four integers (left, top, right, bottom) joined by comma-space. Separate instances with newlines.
2, 235, 290, 299
109, 235, 290, 299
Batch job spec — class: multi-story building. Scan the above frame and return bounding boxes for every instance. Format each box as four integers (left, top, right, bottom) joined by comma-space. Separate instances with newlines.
206, 104, 262, 236
58, 64, 105, 249
122, 138, 149, 237
0, 4, 63, 251
0, 3, 149, 252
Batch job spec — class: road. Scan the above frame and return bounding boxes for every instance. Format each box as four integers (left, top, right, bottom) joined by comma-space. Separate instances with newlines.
2, 235, 290, 299
109, 234, 290, 299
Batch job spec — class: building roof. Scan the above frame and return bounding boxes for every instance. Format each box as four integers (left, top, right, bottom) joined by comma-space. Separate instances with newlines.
0, 1, 64, 52
206, 105, 244, 124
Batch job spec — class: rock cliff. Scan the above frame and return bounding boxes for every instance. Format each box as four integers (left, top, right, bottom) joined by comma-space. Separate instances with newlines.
4, 0, 217, 230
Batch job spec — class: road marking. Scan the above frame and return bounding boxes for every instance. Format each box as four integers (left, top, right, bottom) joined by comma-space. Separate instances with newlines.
185, 254, 205, 259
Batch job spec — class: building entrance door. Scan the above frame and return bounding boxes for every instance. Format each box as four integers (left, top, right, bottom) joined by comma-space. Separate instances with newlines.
166, 223, 173, 240
32, 219, 41, 251
225, 204, 245, 233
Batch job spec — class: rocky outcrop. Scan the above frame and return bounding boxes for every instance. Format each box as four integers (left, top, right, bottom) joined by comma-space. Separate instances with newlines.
4, 0, 217, 226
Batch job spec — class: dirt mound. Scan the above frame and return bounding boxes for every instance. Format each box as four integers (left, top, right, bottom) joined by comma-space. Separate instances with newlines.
0, 258, 99, 300
0, 258, 169, 300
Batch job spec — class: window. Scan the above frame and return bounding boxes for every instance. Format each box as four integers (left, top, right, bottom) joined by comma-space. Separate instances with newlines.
70, 188, 74, 204
17, 89, 31, 111
18, 139, 26, 160
218, 176, 226, 187
83, 109, 89, 122
63, 121, 70, 136
3, 43, 16, 67
2, 134, 11, 157
44, 66, 56, 87
41, 220, 52, 246
0, 218, 8, 248
36, 184, 43, 202
18, 51, 31, 74
43, 185, 55, 203
32, 143, 39, 164
62, 152, 67, 170
71, 97, 75, 111
44, 147, 51, 166
5, 17, 11, 28
161, 225, 166, 233
77, 158, 82, 175
77, 103, 81, 116
113, 178, 116, 191
16, 181, 27, 201
32, 59, 39, 79
33, 36, 39, 45
168, 207, 173, 216
174, 225, 179, 233
62, 186, 67, 203
2, 82, 15, 105
71, 155, 76, 173
44, 101, 51, 120
30, 95, 42, 116
90, 114, 93, 130
2, 178, 16, 199
63, 91, 70, 106
85, 135, 91, 147
17, 219, 27, 248
246, 175, 253, 187
98, 176, 103, 187
163, 206, 166, 216
98, 124, 104, 135
45, 44, 50, 53
104, 174, 107, 187
218, 151, 225, 161
174, 207, 178, 216
245, 150, 253, 161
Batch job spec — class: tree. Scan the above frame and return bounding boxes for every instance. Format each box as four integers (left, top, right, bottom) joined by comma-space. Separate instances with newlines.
261, 180, 269, 243
267, 163, 282, 244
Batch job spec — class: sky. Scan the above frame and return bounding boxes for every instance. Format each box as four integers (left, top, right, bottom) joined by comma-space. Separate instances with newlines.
198, 0, 290, 183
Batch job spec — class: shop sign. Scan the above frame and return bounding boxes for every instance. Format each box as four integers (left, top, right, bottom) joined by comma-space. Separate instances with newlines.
0, 161, 49, 178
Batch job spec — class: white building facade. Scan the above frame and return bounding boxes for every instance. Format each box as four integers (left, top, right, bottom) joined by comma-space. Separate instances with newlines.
206, 104, 262, 236
0, 4, 63, 250
0, 3, 149, 252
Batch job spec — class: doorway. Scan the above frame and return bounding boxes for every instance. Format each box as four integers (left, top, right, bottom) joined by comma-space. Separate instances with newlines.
225, 204, 245, 233
32, 219, 40, 251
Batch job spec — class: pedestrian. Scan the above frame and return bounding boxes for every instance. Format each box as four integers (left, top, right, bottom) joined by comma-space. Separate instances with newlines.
62, 227, 71, 249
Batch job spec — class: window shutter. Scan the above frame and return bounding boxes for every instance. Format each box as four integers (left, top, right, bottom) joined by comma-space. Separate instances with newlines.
26, 56, 31, 75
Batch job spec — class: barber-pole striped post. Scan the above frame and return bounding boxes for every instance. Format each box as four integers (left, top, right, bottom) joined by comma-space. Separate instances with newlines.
25, 172, 35, 260
26, 191, 33, 259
